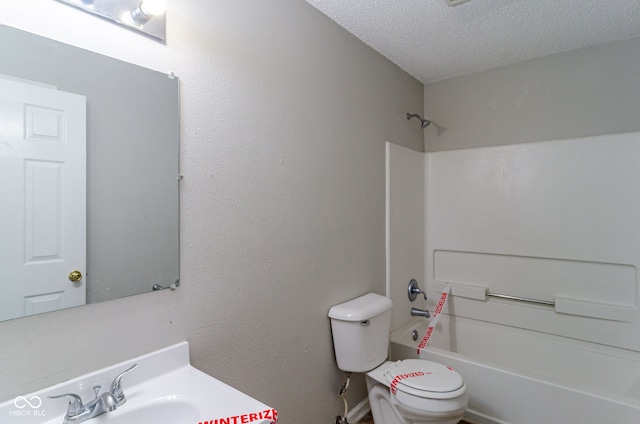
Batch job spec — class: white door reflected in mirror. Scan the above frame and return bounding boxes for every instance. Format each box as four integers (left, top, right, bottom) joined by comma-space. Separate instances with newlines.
0, 77, 86, 320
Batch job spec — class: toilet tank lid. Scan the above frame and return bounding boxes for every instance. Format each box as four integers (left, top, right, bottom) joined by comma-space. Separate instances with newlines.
328, 293, 393, 321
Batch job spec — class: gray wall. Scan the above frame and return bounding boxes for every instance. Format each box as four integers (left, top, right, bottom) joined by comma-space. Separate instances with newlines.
0, 1, 423, 423
424, 36, 640, 151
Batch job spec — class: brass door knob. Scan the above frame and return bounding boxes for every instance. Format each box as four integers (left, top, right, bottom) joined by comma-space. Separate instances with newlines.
68, 270, 83, 282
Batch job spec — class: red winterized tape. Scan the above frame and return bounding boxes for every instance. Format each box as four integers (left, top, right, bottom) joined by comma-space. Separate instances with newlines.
198, 408, 278, 424
390, 371, 428, 395
417, 284, 451, 354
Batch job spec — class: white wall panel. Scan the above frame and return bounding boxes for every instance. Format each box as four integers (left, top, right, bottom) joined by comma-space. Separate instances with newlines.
426, 132, 640, 351
386, 142, 425, 331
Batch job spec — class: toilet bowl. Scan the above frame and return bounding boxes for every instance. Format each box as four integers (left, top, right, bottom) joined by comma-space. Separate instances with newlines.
366, 360, 467, 424
328, 293, 468, 424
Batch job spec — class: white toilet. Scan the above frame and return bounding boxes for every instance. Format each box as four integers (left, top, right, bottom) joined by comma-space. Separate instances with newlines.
328, 293, 467, 424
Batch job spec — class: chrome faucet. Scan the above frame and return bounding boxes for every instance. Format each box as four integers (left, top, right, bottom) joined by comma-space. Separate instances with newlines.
110, 363, 138, 405
49, 364, 137, 424
411, 307, 431, 318
408, 279, 427, 301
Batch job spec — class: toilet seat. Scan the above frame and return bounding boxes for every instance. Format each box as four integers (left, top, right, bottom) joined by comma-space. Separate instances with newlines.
385, 359, 466, 399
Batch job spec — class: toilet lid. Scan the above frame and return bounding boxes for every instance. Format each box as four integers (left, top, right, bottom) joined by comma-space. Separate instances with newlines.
386, 359, 464, 394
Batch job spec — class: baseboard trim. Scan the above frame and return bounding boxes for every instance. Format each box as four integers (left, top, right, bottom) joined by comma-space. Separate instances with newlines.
464, 408, 509, 424
346, 397, 370, 423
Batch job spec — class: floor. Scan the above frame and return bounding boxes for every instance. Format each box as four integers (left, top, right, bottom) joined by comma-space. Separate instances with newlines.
356, 413, 374, 424
356, 413, 472, 424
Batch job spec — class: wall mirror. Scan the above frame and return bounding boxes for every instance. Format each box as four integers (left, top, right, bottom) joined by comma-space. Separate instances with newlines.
0, 24, 180, 322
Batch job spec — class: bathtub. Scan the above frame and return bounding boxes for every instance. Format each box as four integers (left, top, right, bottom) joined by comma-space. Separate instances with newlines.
389, 316, 640, 424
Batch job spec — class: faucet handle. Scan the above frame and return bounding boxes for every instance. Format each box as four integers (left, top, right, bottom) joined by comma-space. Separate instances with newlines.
48, 393, 84, 416
408, 279, 427, 301
110, 363, 138, 405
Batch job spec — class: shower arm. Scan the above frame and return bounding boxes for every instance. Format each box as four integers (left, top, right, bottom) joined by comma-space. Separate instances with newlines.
406, 113, 431, 129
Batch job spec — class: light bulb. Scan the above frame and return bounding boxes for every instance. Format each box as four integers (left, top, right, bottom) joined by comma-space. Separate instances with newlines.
130, 0, 166, 24
139, 0, 166, 17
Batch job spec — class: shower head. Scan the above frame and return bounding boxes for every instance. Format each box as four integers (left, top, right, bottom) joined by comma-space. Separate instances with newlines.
406, 113, 431, 129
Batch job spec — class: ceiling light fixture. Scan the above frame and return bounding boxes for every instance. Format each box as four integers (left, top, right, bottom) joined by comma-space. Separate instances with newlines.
54, 0, 167, 42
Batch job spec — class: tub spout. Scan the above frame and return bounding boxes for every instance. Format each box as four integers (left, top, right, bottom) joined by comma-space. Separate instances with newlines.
411, 307, 430, 318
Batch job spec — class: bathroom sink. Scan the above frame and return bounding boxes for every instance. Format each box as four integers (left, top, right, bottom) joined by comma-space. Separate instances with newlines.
0, 342, 277, 424
90, 397, 202, 423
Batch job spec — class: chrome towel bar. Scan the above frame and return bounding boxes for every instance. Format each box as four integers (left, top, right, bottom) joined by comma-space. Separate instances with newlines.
486, 291, 555, 306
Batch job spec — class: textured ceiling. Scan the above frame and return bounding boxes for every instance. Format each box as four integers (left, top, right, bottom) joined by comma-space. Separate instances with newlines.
304, 0, 640, 83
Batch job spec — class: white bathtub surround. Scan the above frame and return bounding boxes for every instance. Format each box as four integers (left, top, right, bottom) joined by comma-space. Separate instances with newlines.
390, 317, 640, 423
386, 131, 640, 422
420, 132, 640, 422
386, 142, 425, 331
425, 132, 640, 352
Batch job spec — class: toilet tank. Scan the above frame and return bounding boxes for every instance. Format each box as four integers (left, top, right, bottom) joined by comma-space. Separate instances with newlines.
328, 293, 393, 372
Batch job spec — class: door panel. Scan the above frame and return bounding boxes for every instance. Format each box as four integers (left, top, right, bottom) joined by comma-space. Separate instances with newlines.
0, 78, 86, 321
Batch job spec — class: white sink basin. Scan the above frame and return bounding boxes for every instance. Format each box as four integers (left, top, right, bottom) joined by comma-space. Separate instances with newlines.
92, 397, 203, 423
0, 342, 277, 424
